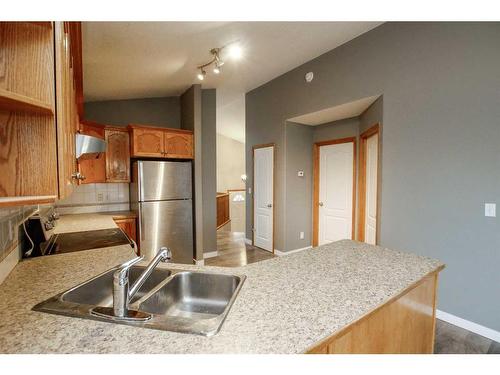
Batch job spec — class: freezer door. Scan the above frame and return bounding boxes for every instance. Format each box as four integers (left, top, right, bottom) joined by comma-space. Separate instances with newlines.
138, 200, 194, 264
137, 160, 192, 201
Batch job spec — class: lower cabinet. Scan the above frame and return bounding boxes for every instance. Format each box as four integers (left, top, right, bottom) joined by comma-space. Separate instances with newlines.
114, 217, 137, 249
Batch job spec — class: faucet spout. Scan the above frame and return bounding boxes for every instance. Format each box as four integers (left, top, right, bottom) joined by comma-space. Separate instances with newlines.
129, 247, 172, 298
111, 247, 172, 318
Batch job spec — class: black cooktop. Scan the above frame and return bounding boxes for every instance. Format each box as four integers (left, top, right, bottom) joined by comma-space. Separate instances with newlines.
41, 228, 133, 256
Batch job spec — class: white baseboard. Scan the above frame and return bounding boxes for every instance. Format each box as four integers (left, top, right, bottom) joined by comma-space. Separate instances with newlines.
274, 246, 311, 256
245, 238, 252, 245
203, 251, 218, 259
0, 245, 20, 285
436, 309, 500, 343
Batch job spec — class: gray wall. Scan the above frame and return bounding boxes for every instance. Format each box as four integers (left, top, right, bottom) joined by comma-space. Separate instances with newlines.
246, 22, 500, 330
181, 85, 203, 261
181, 85, 217, 258
284, 117, 362, 252
284, 122, 313, 251
202, 89, 217, 254
84, 96, 181, 128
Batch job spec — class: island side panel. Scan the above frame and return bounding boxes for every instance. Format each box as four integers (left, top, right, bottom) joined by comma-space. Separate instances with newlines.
307, 271, 440, 354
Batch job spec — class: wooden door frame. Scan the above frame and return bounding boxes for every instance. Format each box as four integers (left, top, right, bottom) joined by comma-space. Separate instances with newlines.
252, 143, 276, 254
313, 137, 357, 247
357, 123, 381, 244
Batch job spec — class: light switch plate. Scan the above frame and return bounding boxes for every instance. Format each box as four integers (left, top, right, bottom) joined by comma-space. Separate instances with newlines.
485, 203, 496, 217
299, 231, 304, 239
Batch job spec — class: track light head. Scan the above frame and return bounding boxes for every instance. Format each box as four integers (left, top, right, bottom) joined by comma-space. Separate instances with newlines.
197, 69, 206, 81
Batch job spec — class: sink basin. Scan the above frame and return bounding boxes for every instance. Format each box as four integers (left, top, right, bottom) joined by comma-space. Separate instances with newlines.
34, 266, 245, 336
139, 272, 241, 319
62, 266, 171, 306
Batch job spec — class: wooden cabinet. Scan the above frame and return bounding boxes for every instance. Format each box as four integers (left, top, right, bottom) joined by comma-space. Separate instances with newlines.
216, 193, 230, 229
76, 122, 131, 184
54, 22, 80, 199
105, 127, 130, 182
0, 22, 83, 206
130, 126, 165, 157
164, 132, 194, 159
129, 124, 193, 159
0, 22, 58, 206
78, 120, 106, 184
114, 217, 137, 245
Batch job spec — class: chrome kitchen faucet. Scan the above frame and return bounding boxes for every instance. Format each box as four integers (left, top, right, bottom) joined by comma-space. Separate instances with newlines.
91, 247, 172, 321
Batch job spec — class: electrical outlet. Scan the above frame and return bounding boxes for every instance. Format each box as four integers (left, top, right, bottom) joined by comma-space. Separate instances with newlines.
248, 187, 252, 194
299, 231, 304, 240
485, 203, 496, 217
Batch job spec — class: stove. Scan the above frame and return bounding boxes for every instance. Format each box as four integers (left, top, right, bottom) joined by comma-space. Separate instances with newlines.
41, 228, 133, 256
22, 207, 133, 258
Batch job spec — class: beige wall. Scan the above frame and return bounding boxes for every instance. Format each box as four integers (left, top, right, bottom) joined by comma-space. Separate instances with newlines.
216, 133, 245, 193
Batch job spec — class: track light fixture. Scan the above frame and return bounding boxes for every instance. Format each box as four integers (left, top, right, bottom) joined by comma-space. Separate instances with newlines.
197, 68, 206, 81
196, 44, 239, 81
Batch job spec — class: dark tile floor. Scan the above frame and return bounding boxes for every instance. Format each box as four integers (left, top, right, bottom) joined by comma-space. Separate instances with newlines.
435, 319, 500, 354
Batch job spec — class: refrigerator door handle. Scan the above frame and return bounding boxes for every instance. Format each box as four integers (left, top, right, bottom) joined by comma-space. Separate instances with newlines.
138, 204, 144, 241
138, 161, 144, 202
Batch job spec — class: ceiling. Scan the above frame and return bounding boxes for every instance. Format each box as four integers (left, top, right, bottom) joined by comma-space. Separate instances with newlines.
287, 95, 380, 126
82, 22, 382, 142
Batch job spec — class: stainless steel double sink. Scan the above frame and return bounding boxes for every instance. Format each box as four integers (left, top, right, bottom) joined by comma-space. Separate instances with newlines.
34, 265, 246, 336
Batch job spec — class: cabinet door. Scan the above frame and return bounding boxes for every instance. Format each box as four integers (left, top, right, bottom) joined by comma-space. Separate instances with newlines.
131, 128, 165, 157
78, 122, 106, 184
105, 128, 130, 182
164, 132, 193, 159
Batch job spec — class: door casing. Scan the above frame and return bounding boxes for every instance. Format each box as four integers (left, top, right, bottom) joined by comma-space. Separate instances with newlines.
313, 137, 357, 247
358, 123, 381, 244
252, 143, 276, 253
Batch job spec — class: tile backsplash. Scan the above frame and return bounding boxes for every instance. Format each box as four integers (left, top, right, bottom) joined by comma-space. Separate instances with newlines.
55, 183, 130, 214
0, 205, 38, 282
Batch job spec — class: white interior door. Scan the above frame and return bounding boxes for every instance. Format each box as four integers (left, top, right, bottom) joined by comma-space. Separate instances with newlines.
364, 133, 378, 245
253, 146, 274, 252
318, 142, 354, 245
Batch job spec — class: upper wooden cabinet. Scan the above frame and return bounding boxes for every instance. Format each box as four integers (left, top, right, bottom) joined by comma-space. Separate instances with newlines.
78, 120, 106, 184
105, 127, 130, 182
77, 121, 131, 183
129, 126, 165, 157
0, 22, 59, 206
0, 21, 87, 206
129, 124, 194, 159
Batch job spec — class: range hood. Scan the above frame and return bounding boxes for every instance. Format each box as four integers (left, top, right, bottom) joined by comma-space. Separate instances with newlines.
76, 133, 106, 160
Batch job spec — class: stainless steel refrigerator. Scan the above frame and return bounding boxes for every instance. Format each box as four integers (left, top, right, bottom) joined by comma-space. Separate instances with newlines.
130, 160, 194, 264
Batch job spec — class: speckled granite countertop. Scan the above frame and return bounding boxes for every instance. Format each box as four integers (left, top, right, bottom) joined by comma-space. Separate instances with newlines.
54, 213, 119, 234
0, 240, 443, 354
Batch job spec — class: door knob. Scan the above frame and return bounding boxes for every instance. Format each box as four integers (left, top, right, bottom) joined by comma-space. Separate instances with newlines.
319, 202, 324, 207
267, 204, 272, 208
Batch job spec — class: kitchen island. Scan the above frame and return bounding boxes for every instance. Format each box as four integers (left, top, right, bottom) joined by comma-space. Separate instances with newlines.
0, 239, 443, 354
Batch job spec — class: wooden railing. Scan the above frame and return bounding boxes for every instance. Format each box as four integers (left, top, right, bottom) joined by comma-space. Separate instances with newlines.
216, 192, 230, 229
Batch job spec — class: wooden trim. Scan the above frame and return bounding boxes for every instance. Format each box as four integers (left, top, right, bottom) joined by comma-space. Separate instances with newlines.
217, 219, 231, 230
306, 266, 445, 354
227, 189, 246, 192
313, 137, 357, 247
0, 196, 57, 208
128, 124, 193, 135
252, 143, 276, 253
357, 123, 380, 243
0, 88, 54, 115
